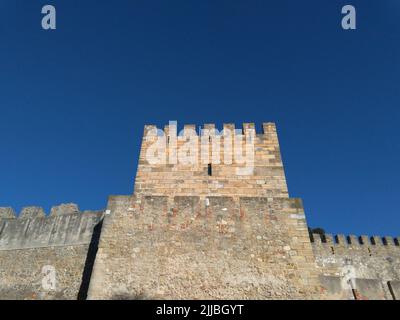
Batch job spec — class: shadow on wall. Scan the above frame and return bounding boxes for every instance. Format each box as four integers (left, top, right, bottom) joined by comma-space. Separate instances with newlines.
308, 227, 325, 240
77, 220, 103, 300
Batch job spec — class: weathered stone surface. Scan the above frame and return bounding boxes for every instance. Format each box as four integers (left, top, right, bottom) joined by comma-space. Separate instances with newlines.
19, 206, 46, 219
0, 208, 104, 300
88, 196, 322, 299
388, 281, 400, 300
0, 245, 91, 300
135, 123, 288, 198
50, 203, 79, 216
0, 208, 16, 219
311, 232, 400, 299
353, 279, 388, 300
311, 235, 400, 292
0, 211, 103, 250
319, 276, 353, 300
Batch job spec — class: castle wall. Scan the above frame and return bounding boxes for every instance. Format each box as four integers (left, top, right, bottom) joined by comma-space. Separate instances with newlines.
0, 205, 103, 300
87, 194, 321, 300
1, 121, 398, 300
87, 122, 322, 299
311, 233, 400, 300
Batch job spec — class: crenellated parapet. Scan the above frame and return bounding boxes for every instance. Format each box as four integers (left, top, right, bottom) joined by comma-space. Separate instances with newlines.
136, 122, 288, 198
0, 203, 83, 220
144, 122, 278, 136
310, 233, 400, 248
0, 204, 104, 251
0, 208, 16, 219
310, 230, 400, 299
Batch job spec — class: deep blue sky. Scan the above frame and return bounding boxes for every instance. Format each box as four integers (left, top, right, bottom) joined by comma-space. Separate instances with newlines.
0, 1, 399, 236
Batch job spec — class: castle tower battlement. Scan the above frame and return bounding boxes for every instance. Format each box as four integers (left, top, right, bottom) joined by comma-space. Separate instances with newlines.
86, 122, 322, 300
135, 122, 288, 199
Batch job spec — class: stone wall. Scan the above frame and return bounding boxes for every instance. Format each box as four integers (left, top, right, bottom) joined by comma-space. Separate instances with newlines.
0, 205, 103, 300
87, 194, 321, 299
311, 233, 400, 300
1, 121, 398, 300
87, 122, 322, 299
135, 123, 288, 198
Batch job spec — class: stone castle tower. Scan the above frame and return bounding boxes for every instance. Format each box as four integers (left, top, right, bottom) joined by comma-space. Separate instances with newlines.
0, 122, 399, 299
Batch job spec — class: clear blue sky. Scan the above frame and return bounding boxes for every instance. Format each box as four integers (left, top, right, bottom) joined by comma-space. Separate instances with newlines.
0, 1, 399, 236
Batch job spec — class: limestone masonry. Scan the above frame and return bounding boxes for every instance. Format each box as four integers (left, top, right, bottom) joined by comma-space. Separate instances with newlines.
0, 122, 399, 300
